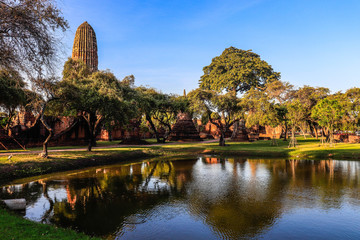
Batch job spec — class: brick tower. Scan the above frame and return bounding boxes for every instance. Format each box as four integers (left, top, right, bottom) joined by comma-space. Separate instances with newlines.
72, 21, 98, 71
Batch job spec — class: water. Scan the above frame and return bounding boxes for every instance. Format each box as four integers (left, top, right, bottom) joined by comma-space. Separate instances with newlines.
1, 157, 360, 239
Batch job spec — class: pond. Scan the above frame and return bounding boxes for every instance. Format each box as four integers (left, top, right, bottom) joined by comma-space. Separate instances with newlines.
1, 156, 360, 239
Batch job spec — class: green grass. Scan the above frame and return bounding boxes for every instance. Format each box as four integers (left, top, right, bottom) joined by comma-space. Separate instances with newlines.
0, 141, 118, 153
0, 208, 99, 240
139, 136, 360, 159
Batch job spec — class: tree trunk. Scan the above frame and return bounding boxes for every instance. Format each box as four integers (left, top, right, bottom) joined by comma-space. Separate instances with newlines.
85, 114, 95, 152
162, 124, 172, 143
39, 101, 55, 158
88, 136, 93, 151
146, 114, 161, 143
40, 128, 53, 158
4, 110, 14, 136
288, 127, 297, 148
283, 121, 288, 141
84, 113, 102, 151
314, 126, 319, 139
308, 121, 316, 138
299, 125, 307, 139
219, 132, 226, 146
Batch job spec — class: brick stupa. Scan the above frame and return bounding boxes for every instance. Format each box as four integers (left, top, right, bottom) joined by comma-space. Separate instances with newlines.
168, 113, 201, 142
72, 21, 98, 71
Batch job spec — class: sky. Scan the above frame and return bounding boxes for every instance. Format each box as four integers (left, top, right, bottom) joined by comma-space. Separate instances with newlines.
58, 0, 360, 94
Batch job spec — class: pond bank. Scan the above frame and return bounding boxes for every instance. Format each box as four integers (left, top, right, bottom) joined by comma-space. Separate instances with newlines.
0, 149, 158, 183
1, 137, 360, 183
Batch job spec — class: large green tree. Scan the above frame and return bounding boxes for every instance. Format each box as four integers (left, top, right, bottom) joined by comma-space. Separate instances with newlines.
59, 59, 136, 151
199, 47, 280, 93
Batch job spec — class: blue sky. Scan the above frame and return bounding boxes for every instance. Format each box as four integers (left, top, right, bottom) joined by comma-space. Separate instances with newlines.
59, 0, 360, 94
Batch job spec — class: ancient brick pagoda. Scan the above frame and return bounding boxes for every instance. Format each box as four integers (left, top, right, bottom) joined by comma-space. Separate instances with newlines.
72, 21, 98, 71
168, 113, 201, 142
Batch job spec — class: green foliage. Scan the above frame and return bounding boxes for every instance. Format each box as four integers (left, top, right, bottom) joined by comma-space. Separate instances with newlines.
0, 69, 26, 107
199, 47, 280, 93
286, 99, 306, 128
62, 58, 91, 82
344, 87, 360, 131
311, 98, 345, 130
0, 69, 28, 132
136, 86, 186, 142
58, 59, 137, 150
188, 88, 241, 145
289, 86, 330, 137
242, 88, 279, 128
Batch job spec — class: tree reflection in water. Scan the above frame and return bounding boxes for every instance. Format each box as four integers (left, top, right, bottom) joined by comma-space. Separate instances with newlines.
1, 157, 360, 239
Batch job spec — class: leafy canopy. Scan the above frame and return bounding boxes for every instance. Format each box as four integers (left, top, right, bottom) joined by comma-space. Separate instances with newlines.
199, 47, 280, 93
0, 0, 68, 75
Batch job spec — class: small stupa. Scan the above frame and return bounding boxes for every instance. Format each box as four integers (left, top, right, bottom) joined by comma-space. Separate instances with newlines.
72, 21, 98, 71
168, 112, 201, 142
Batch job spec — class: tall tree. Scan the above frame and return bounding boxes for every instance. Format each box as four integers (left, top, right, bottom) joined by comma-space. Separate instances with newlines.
265, 80, 293, 140
0, 0, 68, 75
136, 87, 186, 143
28, 76, 60, 158
199, 47, 280, 93
188, 89, 241, 146
289, 86, 329, 138
311, 97, 345, 146
242, 88, 280, 145
286, 100, 306, 148
59, 59, 136, 151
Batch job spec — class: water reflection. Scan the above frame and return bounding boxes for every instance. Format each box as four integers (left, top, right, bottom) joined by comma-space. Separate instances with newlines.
1, 157, 360, 239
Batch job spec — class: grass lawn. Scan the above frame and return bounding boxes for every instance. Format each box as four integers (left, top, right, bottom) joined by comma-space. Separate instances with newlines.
137, 136, 360, 159
0, 208, 99, 240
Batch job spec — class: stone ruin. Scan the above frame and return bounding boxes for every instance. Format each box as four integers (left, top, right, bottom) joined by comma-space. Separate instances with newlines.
72, 21, 98, 72
168, 113, 201, 142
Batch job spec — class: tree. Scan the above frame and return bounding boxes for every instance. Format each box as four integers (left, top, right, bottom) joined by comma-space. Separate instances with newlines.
136, 87, 186, 143
0, 0, 68, 75
0, 69, 26, 134
188, 89, 241, 146
311, 97, 346, 146
289, 86, 329, 138
59, 59, 136, 151
241, 88, 280, 145
27, 76, 60, 158
286, 100, 306, 148
199, 47, 280, 93
265, 80, 293, 140
344, 88, 360, 132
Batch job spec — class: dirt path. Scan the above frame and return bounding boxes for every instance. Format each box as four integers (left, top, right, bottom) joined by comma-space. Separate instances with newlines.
0, 139, 219, 156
